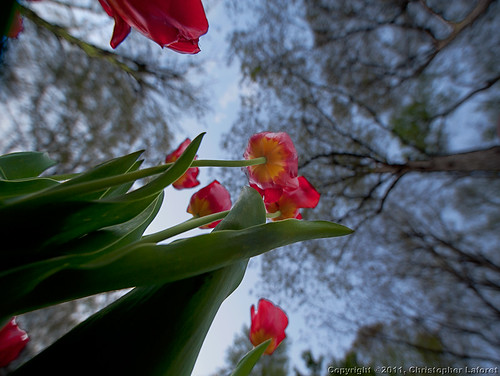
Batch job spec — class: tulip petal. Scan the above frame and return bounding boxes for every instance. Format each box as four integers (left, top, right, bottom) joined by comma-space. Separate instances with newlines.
0, 317, 29, 368
166, 139, 201, 190
98, 0, 208, 53
109, 15, 132, 49
263, 176, 320, 221
288, 176, 321, 209
249, 299, 288, 355
187, 180, 232, 228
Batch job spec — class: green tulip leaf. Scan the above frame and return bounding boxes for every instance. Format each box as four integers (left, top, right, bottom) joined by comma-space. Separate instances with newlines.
40, 194, 161, 248
99, 159, 144, 199
0, 193, 163, 317
4, 133, 203, 207
119, 132, 204, 202
0, 151, 56, 180
0, 177, 60, 203
58, 150, 143, 187
0, 150, 142, 204
7, 187, 352, 317
11, 181, 265, 376
59, 150, 145, 201
230, 340, 272, 376
0, 193, 161, 266
0, 133, 203, 264
11, 266, 248, 376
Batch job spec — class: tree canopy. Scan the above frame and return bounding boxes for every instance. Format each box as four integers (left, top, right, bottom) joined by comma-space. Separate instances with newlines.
0, 1, 207, 173
222, 0, 500, 366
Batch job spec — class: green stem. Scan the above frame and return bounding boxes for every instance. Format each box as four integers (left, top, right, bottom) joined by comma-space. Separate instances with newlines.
49, 173, 80, 181
30, 158, 267, 204
140, 211, 230, 244
190, 157, 266, 168
266, 211, 282, 219
48, 157, 266, 181
12, 165, 168, 204
140, 208, 280, 245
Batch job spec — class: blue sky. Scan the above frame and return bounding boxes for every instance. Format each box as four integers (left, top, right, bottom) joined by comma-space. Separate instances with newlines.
142, 2, 312, 373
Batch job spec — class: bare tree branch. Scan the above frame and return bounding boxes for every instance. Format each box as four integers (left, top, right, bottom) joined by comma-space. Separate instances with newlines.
19, 5, 184, 86
373, 146, 500, 174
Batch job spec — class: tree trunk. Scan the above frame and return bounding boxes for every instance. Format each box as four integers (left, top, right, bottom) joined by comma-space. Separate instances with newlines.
374, 146, 500, 173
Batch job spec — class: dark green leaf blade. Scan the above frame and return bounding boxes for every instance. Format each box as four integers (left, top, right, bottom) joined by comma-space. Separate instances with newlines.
230, 340, 272, 376
8, 188, 352, 316
0, 178, 59, 203
0, 193, 163, 318
11, 181, 265, 376
0, 151, 56, 179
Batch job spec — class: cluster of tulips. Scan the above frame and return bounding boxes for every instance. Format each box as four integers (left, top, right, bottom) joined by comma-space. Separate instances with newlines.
1, 2, 351, 374
168, 132, 320, 228
0, 132, 351, 375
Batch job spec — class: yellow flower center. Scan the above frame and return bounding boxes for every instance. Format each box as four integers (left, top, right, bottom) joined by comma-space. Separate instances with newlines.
248, 137, 289, 184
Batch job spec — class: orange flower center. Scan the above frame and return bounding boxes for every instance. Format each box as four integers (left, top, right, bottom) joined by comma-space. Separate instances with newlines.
248, 137, 289, 184
250, 329, 277, 355
187, 196, 212, 217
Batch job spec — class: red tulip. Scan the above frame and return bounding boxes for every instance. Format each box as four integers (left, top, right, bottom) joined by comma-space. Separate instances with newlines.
98, 0, 209, 53
165, 138, 200, 189
244, 132, 298, 191
5, 1, 42, 39
0, 317, 29, 368
187, 180, 231, 229
253, 176, 320, 221
249, 299, 288, 355
6, 11, 23, 38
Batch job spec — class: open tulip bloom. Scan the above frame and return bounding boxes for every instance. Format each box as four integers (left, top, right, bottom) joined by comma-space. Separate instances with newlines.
254, 176, 321, 220
244, 132, 299, 191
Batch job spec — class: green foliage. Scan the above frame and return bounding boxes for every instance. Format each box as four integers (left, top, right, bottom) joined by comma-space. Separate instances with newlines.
0, 133, 352, 373
212, 325, 289, 376
295, 350, 375, 376
350, 322, 460, 373
390, 101, 432, 153
295, 350, 324, 376
10, 186, 266, 375
0, 151, 56, 180
0, 134, 202, 321
230, 340, 273, 376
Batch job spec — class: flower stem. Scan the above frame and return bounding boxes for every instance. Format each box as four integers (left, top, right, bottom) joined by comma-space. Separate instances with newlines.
266, 211, 281, 219
139, 210, 230, 244
140, 207, 280, 244
48, 157, 266, 181
191, 157, 267, 168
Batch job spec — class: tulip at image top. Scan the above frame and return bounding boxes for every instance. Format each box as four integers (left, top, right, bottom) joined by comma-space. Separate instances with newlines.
165, 138, 201, 189
98, 0, 209, 53
244, 132, 298, 191
249, 299, 288, 355
0, 317, 29, 368
187, 180, 232, 229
